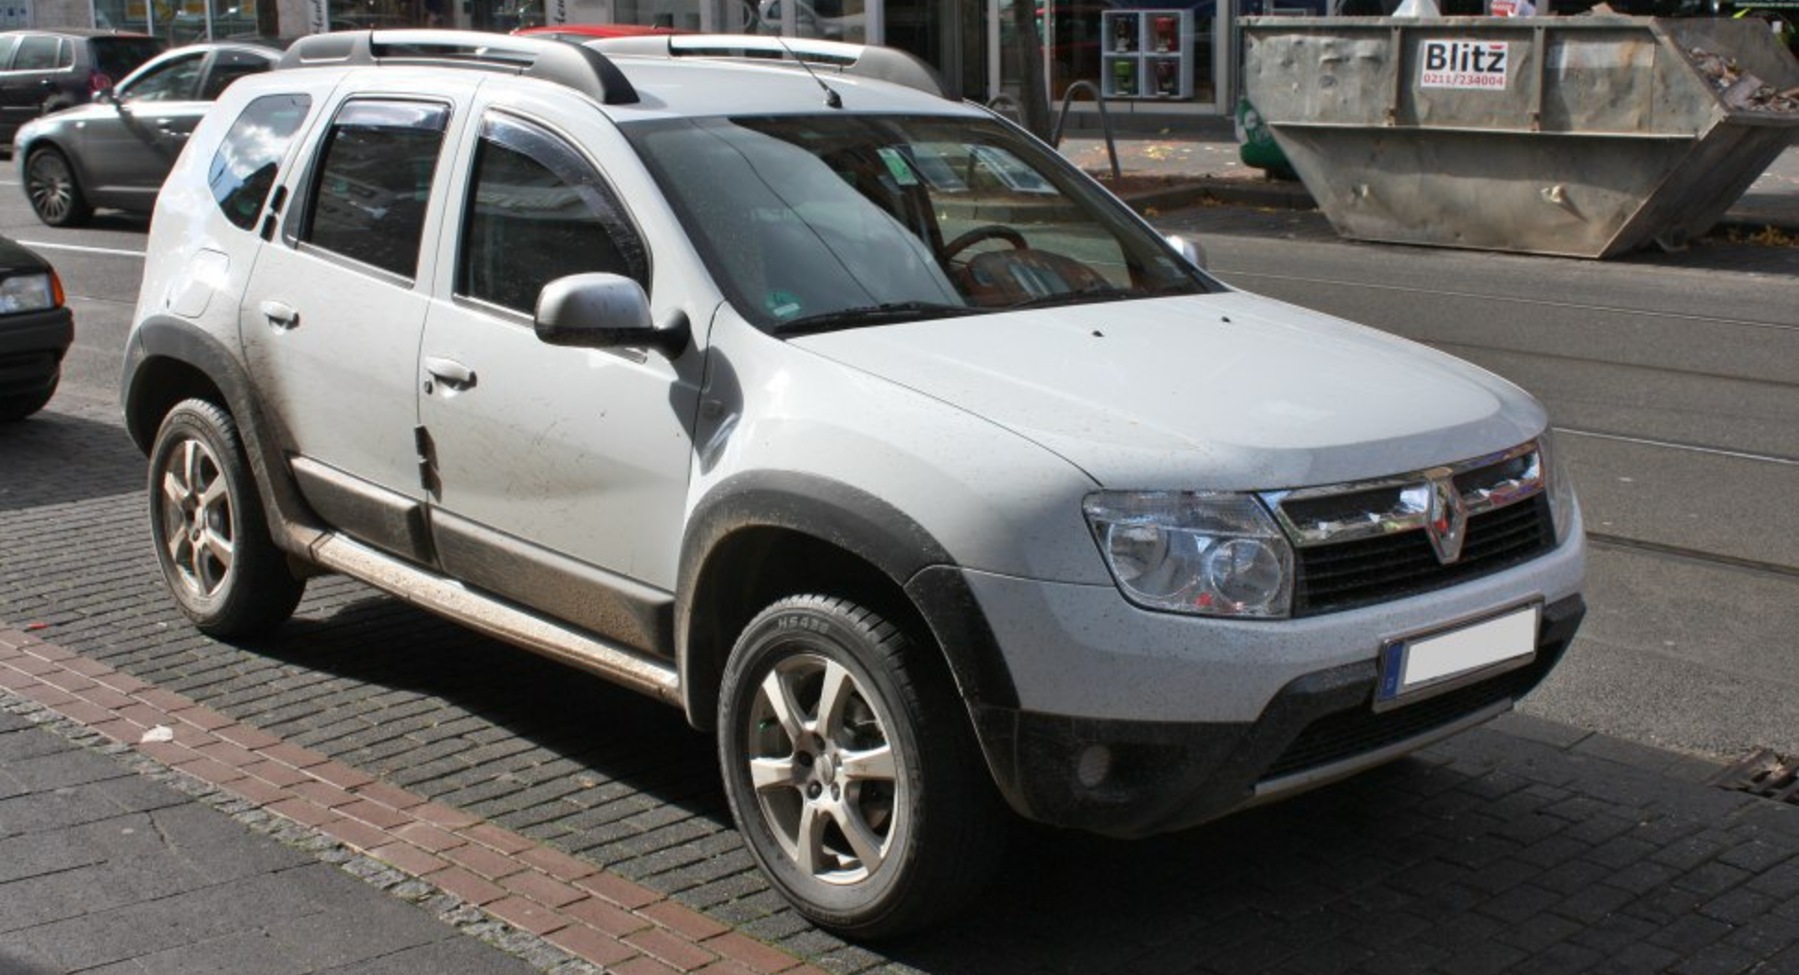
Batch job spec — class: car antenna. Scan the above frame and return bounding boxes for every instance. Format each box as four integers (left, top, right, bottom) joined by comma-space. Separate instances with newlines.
774, 35, 842, 109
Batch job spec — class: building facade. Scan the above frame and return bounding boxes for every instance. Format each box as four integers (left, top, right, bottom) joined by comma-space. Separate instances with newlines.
26, 0, 1324, 115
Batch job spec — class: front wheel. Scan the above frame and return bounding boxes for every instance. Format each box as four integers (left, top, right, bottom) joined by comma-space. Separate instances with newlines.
147, 399, 304, 637
24, 147, 91, 227
718, 595, 1005, 938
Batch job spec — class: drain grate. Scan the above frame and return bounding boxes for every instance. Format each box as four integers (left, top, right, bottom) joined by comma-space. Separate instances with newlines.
1711, 748, 1799, 805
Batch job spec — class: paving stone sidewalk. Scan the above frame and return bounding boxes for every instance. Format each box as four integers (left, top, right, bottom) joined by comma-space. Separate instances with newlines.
0, 701, 547, 975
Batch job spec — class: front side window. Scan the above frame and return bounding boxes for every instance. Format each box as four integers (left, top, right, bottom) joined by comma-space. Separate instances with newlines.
457, 113, 647, 315
123, 53, 203, 102
209, 93, 312, 231
627, 113, 1212, 333
301, 99, 450, 280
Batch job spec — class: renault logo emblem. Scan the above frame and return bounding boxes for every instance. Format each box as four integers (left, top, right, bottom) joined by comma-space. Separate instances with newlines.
1424, 469, 1469, 564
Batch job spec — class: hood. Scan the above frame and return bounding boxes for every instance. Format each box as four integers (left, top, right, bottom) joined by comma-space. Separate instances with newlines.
789, 293, 1547, 490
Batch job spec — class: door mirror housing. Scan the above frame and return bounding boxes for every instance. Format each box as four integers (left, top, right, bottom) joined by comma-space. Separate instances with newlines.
534, 273, 688, 358
1166, 233, 1208, 270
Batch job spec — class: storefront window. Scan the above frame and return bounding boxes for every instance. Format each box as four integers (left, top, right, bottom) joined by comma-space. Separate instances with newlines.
99, 0, 265, 40
745, 0, 867, 42
1046, 0, 1229, 104
94, 0, 150, 32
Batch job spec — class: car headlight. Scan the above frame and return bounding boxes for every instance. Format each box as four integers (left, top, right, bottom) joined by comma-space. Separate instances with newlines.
0, 272, 61, 314
1083, 491, 1294, 618
1537, 430, 1578, 545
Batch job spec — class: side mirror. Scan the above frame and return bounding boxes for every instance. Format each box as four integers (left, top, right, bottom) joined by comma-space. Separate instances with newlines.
1166, 233, 1208, 271
94, 87, 118, 105
534, 272, 688, 358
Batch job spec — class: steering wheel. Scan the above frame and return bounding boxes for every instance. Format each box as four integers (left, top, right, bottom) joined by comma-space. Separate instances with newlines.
942, 225, 1028, 264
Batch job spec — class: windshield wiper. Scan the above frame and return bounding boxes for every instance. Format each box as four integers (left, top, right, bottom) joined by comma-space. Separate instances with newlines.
771, 301, 986, 336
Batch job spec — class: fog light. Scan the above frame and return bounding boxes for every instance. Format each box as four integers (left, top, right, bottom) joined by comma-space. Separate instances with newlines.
1075, 744, 1112, 789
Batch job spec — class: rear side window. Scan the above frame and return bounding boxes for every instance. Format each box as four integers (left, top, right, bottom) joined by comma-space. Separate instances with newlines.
124, 52, 203, 102
0, 37, 20, 69
14, 36, 66, 71
457, 113, 647, 314
301, 99, 450, 280
209, 93, 312, 231
201, 50, 272, 100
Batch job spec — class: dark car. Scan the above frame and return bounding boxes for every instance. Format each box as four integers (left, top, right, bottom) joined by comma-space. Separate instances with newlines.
0, 29, 164, 152
15, 41, 278, 226
0, 235, 71, 420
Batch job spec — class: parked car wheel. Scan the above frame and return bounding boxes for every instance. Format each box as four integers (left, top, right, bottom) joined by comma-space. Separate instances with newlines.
0, 384, 55, 421
717, 595, 1004, 938
25, 148, 93, 227
148, 399, 304, 636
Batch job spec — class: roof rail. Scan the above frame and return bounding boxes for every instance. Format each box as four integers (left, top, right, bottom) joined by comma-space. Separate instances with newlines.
589, 34, 950, 100
279, 30, 638, 105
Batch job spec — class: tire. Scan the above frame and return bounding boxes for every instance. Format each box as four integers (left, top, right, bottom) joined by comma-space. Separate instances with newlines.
147, 399, 304, 637
25, 147, 92, 228
0, 382, 55, 421
718, 595, 1005, 938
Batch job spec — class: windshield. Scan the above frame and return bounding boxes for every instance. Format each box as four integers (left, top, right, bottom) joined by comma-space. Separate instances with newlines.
626, 113, 1214, 333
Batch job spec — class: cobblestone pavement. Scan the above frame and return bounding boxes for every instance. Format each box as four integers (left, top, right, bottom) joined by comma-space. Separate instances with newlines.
0, 703, 549, 975
4, 392, 1799, 974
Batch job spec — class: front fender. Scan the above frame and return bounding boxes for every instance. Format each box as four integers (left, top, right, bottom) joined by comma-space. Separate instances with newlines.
676, 469, 1021, 718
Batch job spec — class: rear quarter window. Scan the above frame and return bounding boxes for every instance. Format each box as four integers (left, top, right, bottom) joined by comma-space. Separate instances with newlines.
209, 93, 313, 231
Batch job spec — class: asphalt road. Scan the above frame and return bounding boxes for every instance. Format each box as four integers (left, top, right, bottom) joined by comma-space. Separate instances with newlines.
5, 180, 1796, 770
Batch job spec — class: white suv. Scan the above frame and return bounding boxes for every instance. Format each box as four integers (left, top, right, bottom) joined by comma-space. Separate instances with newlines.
122, 30, 1586, 938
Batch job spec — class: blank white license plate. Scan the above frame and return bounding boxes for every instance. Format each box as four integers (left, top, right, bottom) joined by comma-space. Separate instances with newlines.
1378, 603, 1540, 704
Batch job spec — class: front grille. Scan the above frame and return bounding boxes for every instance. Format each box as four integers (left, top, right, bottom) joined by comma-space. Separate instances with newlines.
1291, 494, 1555, 616
1261, 651, 1556, 782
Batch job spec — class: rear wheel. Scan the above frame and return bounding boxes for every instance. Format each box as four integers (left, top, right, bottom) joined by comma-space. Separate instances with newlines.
25, 147, 91, 227
148, 399, 304, 636
718, 595, 1005, 938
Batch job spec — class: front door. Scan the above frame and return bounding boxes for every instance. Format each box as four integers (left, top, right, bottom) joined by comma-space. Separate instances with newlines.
417, 108, 699, 652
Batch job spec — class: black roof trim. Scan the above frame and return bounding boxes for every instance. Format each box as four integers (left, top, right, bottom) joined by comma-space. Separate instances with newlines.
590, 34, 950, 100
279, 29, 638, 105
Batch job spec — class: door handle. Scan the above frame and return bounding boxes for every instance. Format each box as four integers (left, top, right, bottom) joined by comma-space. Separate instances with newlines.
258, 299, 298, 331
424, 356, 477, 392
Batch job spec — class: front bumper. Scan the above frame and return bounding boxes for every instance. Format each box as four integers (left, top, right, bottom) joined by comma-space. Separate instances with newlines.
0, 306, 74, 399
975, 593, 1584, 838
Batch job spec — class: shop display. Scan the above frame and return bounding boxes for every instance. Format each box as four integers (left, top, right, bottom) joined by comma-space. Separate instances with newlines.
1100, 9, 1194, 99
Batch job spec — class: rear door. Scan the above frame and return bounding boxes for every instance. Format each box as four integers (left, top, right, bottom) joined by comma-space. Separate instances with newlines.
239, 82, 466, 563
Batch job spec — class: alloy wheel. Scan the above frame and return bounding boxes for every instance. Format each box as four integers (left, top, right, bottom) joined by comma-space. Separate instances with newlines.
157, 436, 237, 601
742, 651, 904, 885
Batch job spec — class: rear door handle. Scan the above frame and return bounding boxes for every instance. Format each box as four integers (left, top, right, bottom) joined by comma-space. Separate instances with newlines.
258, 299, 298, 330
424, 356, 477, 392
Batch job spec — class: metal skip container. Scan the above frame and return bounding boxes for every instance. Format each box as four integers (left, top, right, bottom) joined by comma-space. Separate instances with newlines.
1241, 15, 1799, 258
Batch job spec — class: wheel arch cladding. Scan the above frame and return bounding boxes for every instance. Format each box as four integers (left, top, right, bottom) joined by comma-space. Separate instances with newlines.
677, 470, 1020, 732
124, 316, 321, 553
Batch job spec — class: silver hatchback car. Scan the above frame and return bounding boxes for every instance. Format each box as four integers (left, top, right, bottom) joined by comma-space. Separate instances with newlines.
15, 41, 278, 226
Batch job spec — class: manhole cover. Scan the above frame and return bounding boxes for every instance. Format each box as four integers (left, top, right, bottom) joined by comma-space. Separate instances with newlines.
1711, 748, 1799, 805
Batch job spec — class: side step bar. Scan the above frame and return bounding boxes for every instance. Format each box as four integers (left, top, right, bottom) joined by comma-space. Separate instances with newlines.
306, 532, 681, 706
